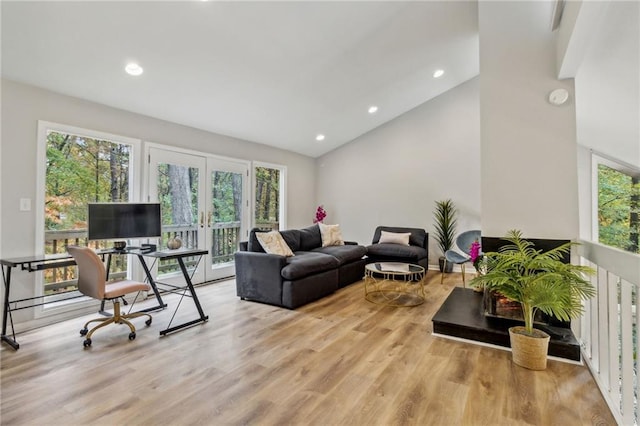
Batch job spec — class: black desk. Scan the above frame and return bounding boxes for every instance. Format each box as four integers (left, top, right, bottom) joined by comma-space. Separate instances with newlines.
133, 248, 209, 336
1, 248, 209, 350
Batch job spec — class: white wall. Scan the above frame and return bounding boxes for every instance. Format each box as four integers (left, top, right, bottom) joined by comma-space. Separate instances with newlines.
575, 0, 640, 169
316, 77, 481, 266
0, 78, 316, 327
479, 1, 579, 240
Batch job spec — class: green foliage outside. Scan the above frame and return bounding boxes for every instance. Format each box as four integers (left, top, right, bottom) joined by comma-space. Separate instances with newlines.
157, 163, 199, 226
44, 131, 131, 290
598, 164, 640, 254
255, 167, 280, 228
212, 171, 242, 223
46, 131, 130, 231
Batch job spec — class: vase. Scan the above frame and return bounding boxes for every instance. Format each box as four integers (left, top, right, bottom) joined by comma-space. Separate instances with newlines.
509, 326, 550, 370
167, 237, 182, 250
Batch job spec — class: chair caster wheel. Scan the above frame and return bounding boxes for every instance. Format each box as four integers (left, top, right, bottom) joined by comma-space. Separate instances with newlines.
83, 338, 92, 348
129, 332, 136, 340
145, 318, 152, 326
80, 328, 88, 336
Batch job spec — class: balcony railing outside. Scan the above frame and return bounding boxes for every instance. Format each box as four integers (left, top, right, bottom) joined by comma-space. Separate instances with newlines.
44, 221, 244, 292
210, 221, 241, 265
44, 230, 128, 294
578, 240, 640, 425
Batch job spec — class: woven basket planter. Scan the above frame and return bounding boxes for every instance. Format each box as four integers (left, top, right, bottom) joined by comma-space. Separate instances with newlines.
509, 326, 550, 370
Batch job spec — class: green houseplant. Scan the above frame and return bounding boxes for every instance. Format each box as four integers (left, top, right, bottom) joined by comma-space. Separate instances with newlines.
470, 230, 595, 370
433, 199, 458, 273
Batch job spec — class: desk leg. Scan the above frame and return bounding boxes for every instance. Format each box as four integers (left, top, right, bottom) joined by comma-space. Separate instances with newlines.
159, 256, 208, 336
1, 265, 19, 350
136, 254, 167, 312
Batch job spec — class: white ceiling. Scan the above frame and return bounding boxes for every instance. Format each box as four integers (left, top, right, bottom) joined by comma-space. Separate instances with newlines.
1, 1, 479, 158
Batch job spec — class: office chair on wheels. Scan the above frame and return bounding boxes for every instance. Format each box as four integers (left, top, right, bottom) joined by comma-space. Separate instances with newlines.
67, 246, 152, 348
440, 230, 481, 287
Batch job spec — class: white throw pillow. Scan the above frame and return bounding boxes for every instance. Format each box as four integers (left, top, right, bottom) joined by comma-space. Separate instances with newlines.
378, 231, 411, 246
255, 231, 295, 257
318, 223, 345, 247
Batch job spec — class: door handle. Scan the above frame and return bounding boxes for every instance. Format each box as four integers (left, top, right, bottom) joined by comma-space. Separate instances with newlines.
207, 211, 213, 227
200, 211, 205, 228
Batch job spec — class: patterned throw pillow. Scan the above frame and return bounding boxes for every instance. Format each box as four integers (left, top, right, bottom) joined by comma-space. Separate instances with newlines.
378, 231, 411, 246
318, 223, 345, 247
255, 231, 295, 257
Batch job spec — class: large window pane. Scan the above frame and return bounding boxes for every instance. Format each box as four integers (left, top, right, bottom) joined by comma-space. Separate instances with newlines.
211, 170, 242, 266
255, 166, 281, 230
156, 163, 199, 275
44, 130, 132, 294
597, 162, 640, 254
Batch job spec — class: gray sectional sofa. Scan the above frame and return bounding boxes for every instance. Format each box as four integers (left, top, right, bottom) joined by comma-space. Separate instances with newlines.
235, 225, 367, 309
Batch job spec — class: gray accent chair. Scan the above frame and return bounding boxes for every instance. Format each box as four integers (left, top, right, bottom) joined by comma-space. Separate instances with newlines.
366, 226, 429, 270
441, 229, 481, 286
235, 225, 367, 309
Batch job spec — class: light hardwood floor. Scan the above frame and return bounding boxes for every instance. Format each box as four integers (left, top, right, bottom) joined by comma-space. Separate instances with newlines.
1, 272, 615, 426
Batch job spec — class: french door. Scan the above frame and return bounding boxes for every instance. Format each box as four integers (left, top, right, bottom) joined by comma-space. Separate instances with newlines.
147, 147, 249, 284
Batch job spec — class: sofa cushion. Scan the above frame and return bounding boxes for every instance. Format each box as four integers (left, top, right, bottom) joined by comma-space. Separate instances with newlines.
255, 231, 295, 257
319, 223, 345, 247
372, 226, 427, 248
249, 228, 301, 253
366, 243, 427, 261
312, 245, 367, 265
281, 252, 340, 280
299, 225, 322, 251
248, 228, 266, 253
378, 231, 410, 246
279, 229, 301, 252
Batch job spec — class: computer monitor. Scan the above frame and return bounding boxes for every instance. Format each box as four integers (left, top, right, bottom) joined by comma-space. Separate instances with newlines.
87, 202, 162, 242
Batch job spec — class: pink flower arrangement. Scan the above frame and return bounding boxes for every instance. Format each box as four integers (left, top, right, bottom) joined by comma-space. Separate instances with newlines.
469, 240, 481, 262
313, 205, 327, 224
469, 239, 482, 271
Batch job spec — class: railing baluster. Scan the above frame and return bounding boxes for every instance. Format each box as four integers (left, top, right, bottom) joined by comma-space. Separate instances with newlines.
607, 273, 620, 409
620, 279, 633, 425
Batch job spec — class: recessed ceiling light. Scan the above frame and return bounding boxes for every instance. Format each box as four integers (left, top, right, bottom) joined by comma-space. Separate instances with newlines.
433, 69, 445, 78
125, 63, 143, 76
368, 105, 378, 114
315, 134, 325, 142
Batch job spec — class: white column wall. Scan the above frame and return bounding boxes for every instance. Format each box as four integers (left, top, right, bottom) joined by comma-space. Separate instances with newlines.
479, 1, 579, 240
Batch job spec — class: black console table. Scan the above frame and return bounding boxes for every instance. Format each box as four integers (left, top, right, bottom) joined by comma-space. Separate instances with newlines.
1, 247, 209, 350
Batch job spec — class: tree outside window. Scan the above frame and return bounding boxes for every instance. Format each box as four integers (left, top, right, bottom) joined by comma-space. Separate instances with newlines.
44, 130, 132, 294
255, 166, 281, 230
597, 162, 640, 254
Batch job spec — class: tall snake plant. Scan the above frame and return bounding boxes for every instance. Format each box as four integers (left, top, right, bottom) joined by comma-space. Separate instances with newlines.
433, 199, 458, 257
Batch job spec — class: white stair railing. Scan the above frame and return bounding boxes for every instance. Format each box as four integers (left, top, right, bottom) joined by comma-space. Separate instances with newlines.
578, 240, 640, 425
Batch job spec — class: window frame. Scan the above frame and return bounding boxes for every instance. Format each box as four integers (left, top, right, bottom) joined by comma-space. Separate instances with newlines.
35, 121, 142, 317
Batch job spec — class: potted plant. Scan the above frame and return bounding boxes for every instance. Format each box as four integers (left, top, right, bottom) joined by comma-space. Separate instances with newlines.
433, 199, 457, 273
470, 230, 595, 370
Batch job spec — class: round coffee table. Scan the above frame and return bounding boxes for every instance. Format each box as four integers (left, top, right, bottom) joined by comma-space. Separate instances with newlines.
364, 262, 426, 307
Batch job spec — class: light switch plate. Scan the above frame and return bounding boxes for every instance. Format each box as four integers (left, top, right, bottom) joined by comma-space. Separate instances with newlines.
20, 198, 31, 211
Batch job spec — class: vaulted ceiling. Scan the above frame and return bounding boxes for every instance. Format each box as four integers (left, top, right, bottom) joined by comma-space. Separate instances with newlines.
1, 1, 479, 157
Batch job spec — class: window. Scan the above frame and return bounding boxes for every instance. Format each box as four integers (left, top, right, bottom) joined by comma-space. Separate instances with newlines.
254, 163, 286, 230
593, 154, 640, 254
37, 122, 140, 303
